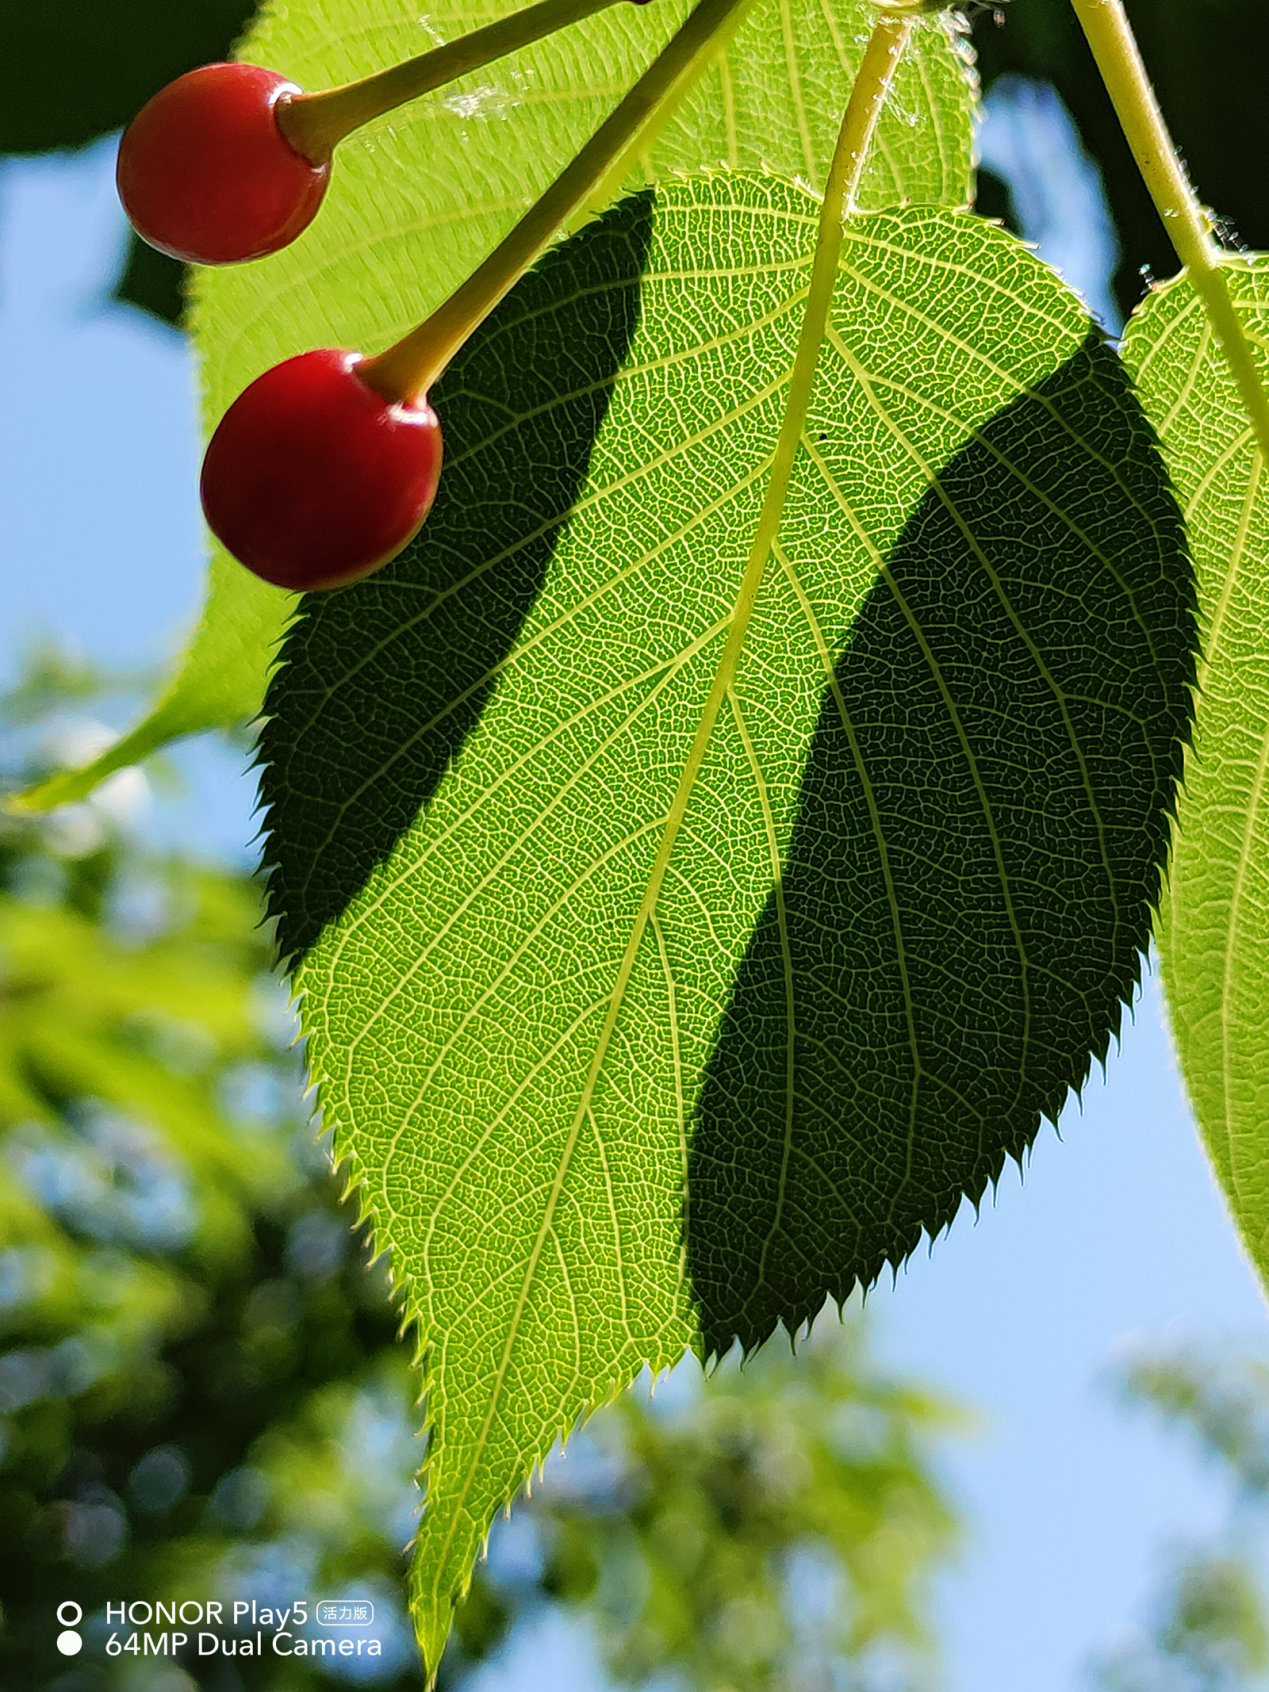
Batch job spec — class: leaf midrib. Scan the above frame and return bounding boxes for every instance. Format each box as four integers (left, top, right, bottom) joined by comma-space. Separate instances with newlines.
313, 434, 785, 964
425, 121, 913, 1557
726, 683, 800, 1298
287, 271, 814, 902
407, 174, 861, 1570
771, 532, 925, 1180
407, 37, 944, 1533
354, 624, 727, 1132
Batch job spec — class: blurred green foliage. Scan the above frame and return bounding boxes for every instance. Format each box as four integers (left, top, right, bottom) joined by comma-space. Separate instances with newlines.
1097, 1558, 1269, 1692
0, 651, 422, 1688
0, 655, 961, 1690
1094, 1345, 1269, 1692
493, 1335, 963, 1692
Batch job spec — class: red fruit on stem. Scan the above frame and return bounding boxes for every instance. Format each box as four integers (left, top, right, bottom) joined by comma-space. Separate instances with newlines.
117, 64, 330, 265
200, 349, 443, 592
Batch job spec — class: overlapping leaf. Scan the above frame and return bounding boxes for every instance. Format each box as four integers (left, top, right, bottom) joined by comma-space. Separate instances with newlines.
0, 0, 255, 153
18, 0, 975, 811
1122, 264, 1269, 1282
259, 176, 1194, 1669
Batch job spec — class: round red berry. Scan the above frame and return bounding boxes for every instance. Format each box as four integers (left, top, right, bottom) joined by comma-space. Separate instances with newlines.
200, 350, 444, 592
117, 64, 330, 265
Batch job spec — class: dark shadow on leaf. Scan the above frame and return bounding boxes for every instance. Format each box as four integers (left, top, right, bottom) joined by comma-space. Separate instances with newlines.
686, 335, 1196, 1360
259, 192, 656, 966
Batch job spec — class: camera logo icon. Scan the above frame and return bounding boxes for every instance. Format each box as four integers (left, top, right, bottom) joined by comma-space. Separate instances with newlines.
57, 1601, 83, 1656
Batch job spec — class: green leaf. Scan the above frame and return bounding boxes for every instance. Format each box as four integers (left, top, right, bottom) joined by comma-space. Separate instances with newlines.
0, 0, 257, 154
17, 0, 974, 812
259, 177, 1194, 1670
1121, 263, 1269, 1283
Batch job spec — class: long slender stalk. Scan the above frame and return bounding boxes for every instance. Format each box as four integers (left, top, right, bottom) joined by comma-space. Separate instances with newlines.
621, 9, 914, 924
550, 11, 915, 1155
360, 0, 751, 402
277, 0, 639, 163
564, 0, 759, 233
1068, 0, 1269, 462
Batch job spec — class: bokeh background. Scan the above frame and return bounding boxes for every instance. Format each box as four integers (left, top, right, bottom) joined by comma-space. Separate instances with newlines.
4, 2, 1269, 1688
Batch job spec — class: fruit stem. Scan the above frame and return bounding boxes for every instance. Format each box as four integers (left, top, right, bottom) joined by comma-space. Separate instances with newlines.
359, 0, 752, 403
527, 8, 916, 1267
562, 0, 756, 233
669, 6, 914, 776
630, 4, 915, 903
278, 0, 646, 164
1068, 0, 1269, 463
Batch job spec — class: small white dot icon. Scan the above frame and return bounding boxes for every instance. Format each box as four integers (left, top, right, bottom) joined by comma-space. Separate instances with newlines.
55, 1605, 83, 1655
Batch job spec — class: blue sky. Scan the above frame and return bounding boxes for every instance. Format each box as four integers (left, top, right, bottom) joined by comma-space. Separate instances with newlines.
2, 95, 1267, 1692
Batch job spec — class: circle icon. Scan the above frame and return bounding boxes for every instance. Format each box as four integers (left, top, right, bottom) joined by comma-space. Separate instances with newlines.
57, 1603, 82, 1627
56, 1631, 82, 1656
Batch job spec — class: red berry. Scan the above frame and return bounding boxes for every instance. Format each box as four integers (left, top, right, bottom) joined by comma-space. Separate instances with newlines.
200, 350, 443, 592
117, 64, 330, 265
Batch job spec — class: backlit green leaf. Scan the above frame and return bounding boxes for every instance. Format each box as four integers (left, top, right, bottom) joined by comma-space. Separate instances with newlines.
17, 0, 974, 811
259, 177, 1194, 1670
1121, 263, 1269, 1283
